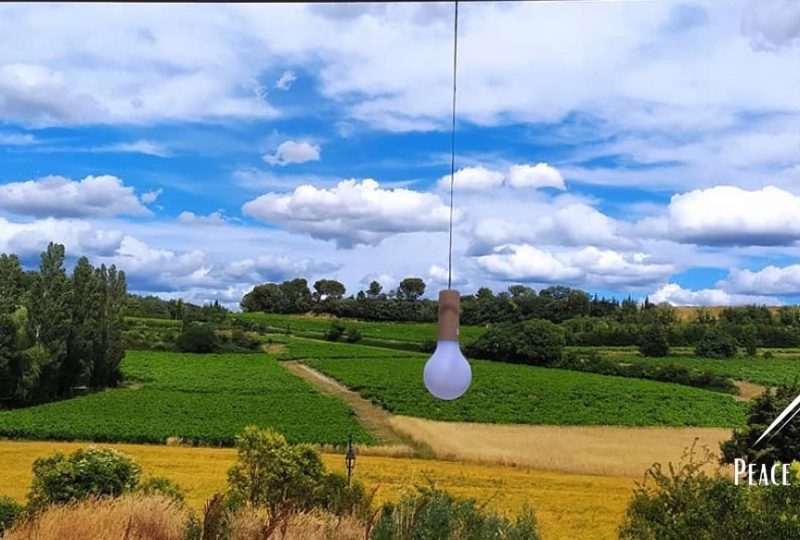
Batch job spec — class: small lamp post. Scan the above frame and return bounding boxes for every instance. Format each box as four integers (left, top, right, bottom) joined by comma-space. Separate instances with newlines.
345, 433, 356, 486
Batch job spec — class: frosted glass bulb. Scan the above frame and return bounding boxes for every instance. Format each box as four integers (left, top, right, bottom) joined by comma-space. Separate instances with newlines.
424, 289, 471, 400
424, 340, 472, 400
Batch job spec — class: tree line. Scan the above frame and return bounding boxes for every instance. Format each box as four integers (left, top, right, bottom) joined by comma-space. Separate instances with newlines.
0, 244, 127, 406
241, 278, 800, 350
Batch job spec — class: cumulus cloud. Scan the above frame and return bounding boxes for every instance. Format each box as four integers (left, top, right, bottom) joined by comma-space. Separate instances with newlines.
507, 163, 566, 190
437, 166, 504, 191
470, 203, 628, 253
719, 265, 800, 296
0, 175, 151, 218
242, 178, 455, 248
263, 140, 320, 166
0, 217, 124, 259
178, 210, 227, 226
649, 283, 782, 306
741, 0, 800, 51
668, 185, 800, 246
438, 163, 565, 192
224, 254, 337, 283
475, 244, 674, 288
275, 70, 297, 90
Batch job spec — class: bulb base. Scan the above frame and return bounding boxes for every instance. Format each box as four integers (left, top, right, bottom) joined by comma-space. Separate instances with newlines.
438, 289, 460, 341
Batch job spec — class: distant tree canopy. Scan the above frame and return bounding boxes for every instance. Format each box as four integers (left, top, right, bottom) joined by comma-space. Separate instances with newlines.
0, 244, 127, 406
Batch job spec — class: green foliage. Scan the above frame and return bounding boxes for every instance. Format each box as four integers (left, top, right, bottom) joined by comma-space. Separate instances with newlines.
241, 278, 313, 314
306, 355, 745, 427
27, 447, 141, 509
0, 351, 374, 446
345, 325, 362, 343
397, 277, 426, 301
720, 381, 800, 466
326, 321, 346, 342
695, 327, 739, 358
0, 496, 23, 534
0, 244, 127, 405
228, 426, 325, 515
177, 323, 219, 353
619, 444, 800, 540
637, 324, 670, 358
554, 352, 736, 394
466, 319, 565, 365
136, 475, 187, 503
371, 484, 540, 540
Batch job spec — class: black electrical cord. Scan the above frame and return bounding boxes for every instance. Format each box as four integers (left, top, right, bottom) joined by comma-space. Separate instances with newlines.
447, 0, 459, 291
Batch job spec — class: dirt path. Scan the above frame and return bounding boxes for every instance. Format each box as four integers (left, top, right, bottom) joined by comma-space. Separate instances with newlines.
733, 380, 766, 401
282, 361, 427, 454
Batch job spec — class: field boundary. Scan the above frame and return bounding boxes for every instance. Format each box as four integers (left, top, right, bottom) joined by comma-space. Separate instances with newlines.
281, 361, 432, 457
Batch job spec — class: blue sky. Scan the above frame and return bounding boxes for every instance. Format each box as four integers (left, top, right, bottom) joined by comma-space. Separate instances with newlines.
2, 1, 800, 308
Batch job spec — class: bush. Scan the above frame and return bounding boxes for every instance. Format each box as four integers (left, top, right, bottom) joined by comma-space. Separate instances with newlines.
137, 476, 186, 504
326, 321, 346, 342
27, 447, 142, 509
694, 327, 738, 358
763, 350, 775, 359
619, 444, 800, 539
466, 319, 564, 365
177, 323, 219, 353
0, 496, 23, 534
720, 381, 800, 466
371, 484, 540, 540
637, 324, 669, 357
345, 325, 363, 343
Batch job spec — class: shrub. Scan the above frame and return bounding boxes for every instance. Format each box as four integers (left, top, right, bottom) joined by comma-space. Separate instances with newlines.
371, 484, 540, 540
0, 496, 23, 534
137, 476, 186, 504
619, 444, 800, 540
763, 350, 775, 359
227, 426, 325, 516
466, 319, 564, 365
345, 325, 363, 343
177, 323, 219, 353
720, 381, 800, 466
27, 447, 141, 509
326, 321, 346, 342
637, 324, 669, 357
694, 327, 738, 358
231, 329, 260, 350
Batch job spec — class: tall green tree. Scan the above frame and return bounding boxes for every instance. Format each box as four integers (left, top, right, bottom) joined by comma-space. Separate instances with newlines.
398, 277, 426, 301
312, 279, 346, 301
0, 254, 24, 314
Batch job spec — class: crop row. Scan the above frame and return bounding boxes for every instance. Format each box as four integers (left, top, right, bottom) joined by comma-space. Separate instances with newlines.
0, 351, 373, 446
304, 357, 747, 427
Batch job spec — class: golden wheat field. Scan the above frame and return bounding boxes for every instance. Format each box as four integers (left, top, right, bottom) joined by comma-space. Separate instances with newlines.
0, 440, 634, 539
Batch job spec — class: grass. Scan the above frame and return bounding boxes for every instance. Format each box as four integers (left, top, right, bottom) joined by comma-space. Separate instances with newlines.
0, 440, 634, 540
600, 351, 800, 386
0, 351, 373, 446
304, 356, 746, 427
389, 416, 731, 476
234, 312, 487, 344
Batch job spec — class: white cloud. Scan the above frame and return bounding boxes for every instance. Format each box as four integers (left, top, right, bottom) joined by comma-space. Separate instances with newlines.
0, 175, 151, 218
224, 254, 337, 283
507, 163, 566, 190
719, 265, 800, 296
475, 244, 674, 288
438, 166, 504, 191
178, 210, 227, 226
242, 178, 456, 248
275, 70, 297, 90
93, 140, 171, 157
649, 283, 781, 306
470, 202, 628, 252
263, 140, 321, 166
0, 217, 124, 258
141, 188, 163, 204
0, 132, 36, 145
741, 0, 800, 51
668, 185, 800, 246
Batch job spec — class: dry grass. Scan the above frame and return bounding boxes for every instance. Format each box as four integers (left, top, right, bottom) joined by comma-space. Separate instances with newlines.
389, 416, 732, 477
5, 494, 190, 540
228, 508, 365, 540
0, 440, 635, 539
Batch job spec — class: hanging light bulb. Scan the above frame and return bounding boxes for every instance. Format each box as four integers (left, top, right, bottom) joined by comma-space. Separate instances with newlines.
424, 290, 471, 400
